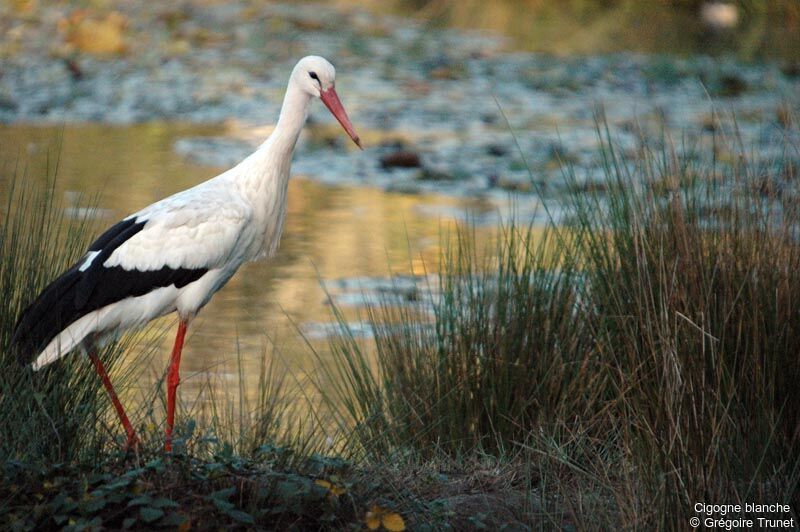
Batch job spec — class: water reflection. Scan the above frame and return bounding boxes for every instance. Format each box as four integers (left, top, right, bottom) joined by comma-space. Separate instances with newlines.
0, 123, 500, 403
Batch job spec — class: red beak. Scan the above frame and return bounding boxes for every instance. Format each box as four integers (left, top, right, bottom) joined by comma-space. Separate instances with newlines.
319, 87, 362, 149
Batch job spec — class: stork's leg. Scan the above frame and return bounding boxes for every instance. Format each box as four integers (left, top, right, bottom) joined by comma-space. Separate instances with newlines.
88, 351, 139, 449
165, 319, 189, 452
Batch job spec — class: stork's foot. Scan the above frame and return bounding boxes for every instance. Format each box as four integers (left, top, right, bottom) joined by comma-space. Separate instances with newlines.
164, 378, 182, 453
164, 319, 189, 453
124, 431, 141, 452
164, 374, 181, 452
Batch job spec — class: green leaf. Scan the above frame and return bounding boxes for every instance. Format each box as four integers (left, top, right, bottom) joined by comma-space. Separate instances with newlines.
256, 443, 278, 455
104, 491, 126, 505
205, 463, 226, 479
211, 498, 235, 512
276, 480, 301, 500
209, 487, 236, 500
84, 496, 107, 513
61, 498, 78, 513
150, 497, 179, 508
123, 467, 146, 479
145, 459, 165, 473
127, 495, 152, 507
122, 517, 137, 529
185, 418, 196, 438
102, 478, 132, 491
88, 473, 112, 485
217, 442, 234, 458
139, 507, 165, 523
226, 509, 255, 525
49, 492, 68, 511
159, 513, 188, 527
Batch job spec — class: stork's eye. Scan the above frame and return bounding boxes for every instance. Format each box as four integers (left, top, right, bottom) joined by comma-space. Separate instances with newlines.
309, 72, 319, 81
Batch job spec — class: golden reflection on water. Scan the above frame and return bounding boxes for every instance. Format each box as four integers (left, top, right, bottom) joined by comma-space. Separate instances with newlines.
0, 123, 499, 410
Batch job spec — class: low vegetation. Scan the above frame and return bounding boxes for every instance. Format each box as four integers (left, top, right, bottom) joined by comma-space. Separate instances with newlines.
319, 119, 800, 528
1, 118, 798, 529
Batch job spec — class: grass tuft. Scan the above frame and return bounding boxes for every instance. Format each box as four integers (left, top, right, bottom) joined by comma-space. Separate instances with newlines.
319, 117, 800, 527
0, 157, 132, 463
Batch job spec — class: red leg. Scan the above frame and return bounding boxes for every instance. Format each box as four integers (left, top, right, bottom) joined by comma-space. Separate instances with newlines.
88, 351, 139, 449
165, 319, 189, 452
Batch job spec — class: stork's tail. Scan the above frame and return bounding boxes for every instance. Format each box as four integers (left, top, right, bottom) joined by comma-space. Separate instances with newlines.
10, 266, 85, 369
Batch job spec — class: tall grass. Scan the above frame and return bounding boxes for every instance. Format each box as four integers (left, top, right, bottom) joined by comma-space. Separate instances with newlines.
0, 158, 125, 463
568, 124, 800, 525
181, 344, 324, 463
319, 121, 800, 527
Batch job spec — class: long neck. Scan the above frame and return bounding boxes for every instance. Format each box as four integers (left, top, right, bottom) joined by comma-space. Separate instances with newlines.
234, 82, 311, 193
272, 83, 312, 156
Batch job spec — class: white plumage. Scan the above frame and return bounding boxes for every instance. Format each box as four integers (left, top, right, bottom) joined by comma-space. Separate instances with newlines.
12, 55, 361, 449
34, 186, 253, 368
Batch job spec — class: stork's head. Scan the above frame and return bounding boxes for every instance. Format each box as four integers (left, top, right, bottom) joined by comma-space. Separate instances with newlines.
292, 55, 361, 149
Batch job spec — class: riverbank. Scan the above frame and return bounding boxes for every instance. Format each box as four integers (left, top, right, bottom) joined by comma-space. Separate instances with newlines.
2, 119, 797, 529
2, 447, 545, 530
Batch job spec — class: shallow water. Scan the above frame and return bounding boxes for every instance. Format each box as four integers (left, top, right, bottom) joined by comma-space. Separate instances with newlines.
0, 123, 501, 404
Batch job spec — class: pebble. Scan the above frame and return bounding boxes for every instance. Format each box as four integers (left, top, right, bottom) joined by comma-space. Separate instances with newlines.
380, 150, 422, 169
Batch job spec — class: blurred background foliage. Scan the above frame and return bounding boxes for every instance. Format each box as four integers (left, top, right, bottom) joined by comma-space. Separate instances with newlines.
353, 0, 800, 60
3, 0, 800, 61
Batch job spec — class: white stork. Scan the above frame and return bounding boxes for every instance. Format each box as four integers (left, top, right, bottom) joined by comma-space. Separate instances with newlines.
10, 56, 361, 451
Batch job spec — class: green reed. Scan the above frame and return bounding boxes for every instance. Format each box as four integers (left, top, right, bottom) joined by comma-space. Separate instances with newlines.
319, 118, 800, 527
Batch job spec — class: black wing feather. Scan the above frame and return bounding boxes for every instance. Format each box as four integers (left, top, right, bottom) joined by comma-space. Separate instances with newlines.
10, 217, 208, 364
75, 219, 148, 308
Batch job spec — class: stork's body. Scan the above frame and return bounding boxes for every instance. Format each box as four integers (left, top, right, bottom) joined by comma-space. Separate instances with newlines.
10, 56, 361, 450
